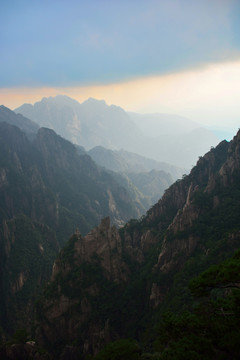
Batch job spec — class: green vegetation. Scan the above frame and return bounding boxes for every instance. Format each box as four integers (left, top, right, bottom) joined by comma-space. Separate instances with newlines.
91, 249, 240, 359
189, 249, 240, 296
152, 250, 240, 359
1, 114, 240, 359
9, 329, 29, 344
93, 339, 141, 360
0, 214, 58, 335
0, 121, 144, 339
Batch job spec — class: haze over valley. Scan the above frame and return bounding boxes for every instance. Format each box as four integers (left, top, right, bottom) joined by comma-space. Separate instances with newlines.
1, 1, 240, 359
15, 95, 219, 169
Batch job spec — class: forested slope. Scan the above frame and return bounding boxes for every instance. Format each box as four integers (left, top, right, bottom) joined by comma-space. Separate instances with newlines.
34, 131, 240, 359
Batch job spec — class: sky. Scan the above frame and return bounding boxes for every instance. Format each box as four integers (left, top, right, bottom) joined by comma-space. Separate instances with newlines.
1, 0, 240, 139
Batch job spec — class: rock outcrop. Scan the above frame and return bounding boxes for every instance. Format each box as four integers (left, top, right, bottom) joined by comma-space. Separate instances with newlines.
0, 113, 147, 339
37, 218, 131, 356
36, 130, 240, 358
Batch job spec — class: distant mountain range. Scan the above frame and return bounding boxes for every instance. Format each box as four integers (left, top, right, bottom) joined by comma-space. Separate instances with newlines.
15, 95, 219, 168
0, 105, 182, 211
88, 146, 185, 178
0, 103, 240, 359
0, 106, 146, 233
88, 146, 185, 205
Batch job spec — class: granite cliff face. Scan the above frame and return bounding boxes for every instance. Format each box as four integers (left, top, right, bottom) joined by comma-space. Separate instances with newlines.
155, 136, 235, 274
0, 216, 58, 335
1, 105, 239, 358
52, 217, 129, 284
36, 130, 240, 358
0, 118, 142, 233
0, 114, 147, 338
37, 218, 131, 355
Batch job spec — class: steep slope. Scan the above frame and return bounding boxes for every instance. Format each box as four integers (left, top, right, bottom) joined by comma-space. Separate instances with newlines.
35, 127, 144, 228
118, 149, 186, 178
0, 215, 58, 335
0, 105, 176, 217
0, 122, 140, 234
14, 95, 81, 142
0, 117, 145, 337
15, 95, 141, 151
0, 105, 39, 136
89, 146, 180, 210
88, 146, 185, 179
127, 170, 173, 205
89, 146, 130, 173
36, 130, 240, 358
15, 95, 219, 168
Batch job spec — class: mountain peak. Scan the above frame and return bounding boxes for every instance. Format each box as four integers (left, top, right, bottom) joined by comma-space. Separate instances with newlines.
40, 95, 80, 106
14, 95, 219, 168
0, 104, 39, 134
82, 97, 107, 107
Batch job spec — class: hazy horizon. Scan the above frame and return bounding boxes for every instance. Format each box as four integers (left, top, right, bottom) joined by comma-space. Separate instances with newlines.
1, 0, 240, 140
12, 93, 233, 142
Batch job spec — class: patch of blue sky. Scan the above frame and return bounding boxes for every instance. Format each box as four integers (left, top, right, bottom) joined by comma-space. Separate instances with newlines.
1, 0, 240, 87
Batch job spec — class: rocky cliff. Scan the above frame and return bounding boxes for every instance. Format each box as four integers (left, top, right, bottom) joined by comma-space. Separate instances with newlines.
36, 130, 240, 358
0, 114, 148, 338
36, 218, 130, 355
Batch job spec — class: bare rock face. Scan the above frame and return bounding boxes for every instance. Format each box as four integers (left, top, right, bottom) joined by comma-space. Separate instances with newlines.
0, 117, 150, 345
2, 341, 49, 360
218, 131, 240, 186
156, 182, 200, 273
149, 283, 164, 308
36, 130, 240, 358
52, 217, 129, 283
146, 133, 239, 309
37, 218, 132, 356
150, 139, 232, 274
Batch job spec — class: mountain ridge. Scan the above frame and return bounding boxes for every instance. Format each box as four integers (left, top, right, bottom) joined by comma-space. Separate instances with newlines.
0, 104, 177, 218
0, 113, 150, 337
15, 95, 219, 168
88, 146, 186, 178
34, 129, 240, 358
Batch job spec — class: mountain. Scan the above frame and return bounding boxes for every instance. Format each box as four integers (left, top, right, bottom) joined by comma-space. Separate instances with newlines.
15, 95, 219, 168
88, 146, 186, 179
34, 130, 240, 359
0, 107, 146, 231
0, 105, 39, 136
0, 105, 173, 217
88, 146, 185, 208
4, 99, 180, 213
0, 108, 150, 338
126, 169, 173, 205
15, 95, 140, 151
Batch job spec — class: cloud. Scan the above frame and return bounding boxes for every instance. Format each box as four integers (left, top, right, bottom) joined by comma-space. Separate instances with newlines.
1, 0, 240, 87
2, 59, 240, 135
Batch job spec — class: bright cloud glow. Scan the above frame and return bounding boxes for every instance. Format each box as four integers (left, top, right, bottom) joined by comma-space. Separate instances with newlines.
1, 60, 240, 135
